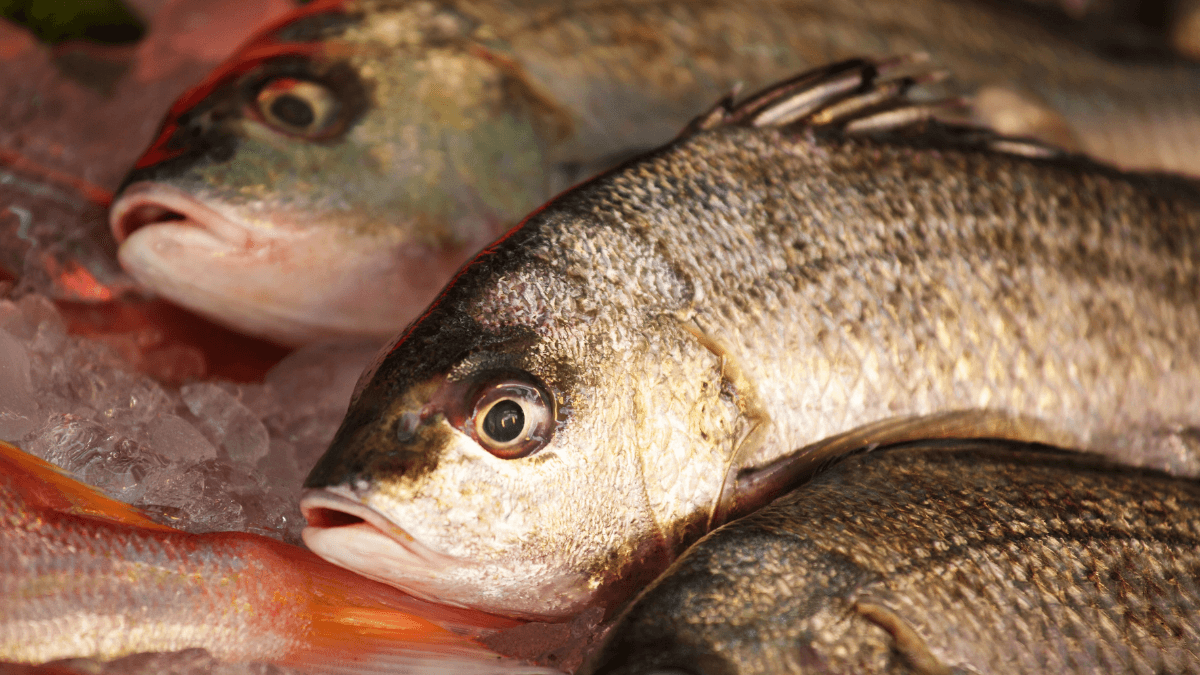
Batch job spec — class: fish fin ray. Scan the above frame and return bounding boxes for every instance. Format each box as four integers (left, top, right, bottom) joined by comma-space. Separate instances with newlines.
853, 600, 955, 675
676, 86, 741, 137
0, 440, 174, 531
699, 55, 945, 133
282, 605, 550, 675
688, 56, 1073, 161
728, 410, 1074, 520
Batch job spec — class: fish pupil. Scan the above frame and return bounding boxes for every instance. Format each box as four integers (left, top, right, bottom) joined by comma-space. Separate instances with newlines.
271, 94, 315, 128
483, 400, 524, 443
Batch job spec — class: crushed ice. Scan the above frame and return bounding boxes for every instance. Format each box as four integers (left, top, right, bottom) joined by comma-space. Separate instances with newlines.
0, 291, 382, 544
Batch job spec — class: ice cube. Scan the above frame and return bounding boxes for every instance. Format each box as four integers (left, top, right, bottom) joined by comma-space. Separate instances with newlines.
181, 382, 270, 464
26, 413, 169, 502
148, 414, 217, 462
258, 339, 381, 482
0, 325, 39, 440
7, 293, 330, 544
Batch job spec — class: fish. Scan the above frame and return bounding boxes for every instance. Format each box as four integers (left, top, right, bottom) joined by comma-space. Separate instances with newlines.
585, 438, 1200, 675
110, 0, 1200, 346
0, 438, 543, 673
299, 58, 1200, 621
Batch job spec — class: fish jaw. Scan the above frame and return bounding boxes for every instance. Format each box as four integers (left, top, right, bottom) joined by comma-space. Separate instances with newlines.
299, 434, 603, 621
111, 182, 252, 251
111, 183, 472, 346
300, 487, 480, 607
297, 336, 710, 622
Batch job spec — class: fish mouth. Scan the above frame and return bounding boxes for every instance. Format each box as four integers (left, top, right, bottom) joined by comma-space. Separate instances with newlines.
300, 487, 472, 607
110, 182, 254, 251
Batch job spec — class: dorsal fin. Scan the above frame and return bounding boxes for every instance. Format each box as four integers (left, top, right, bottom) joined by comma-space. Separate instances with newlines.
681, 55, 1068, 160
683, 55, 952, 134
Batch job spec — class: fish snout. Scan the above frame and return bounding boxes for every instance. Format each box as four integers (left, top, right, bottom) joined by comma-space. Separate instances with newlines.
299, 487, 474, 608
110, 182, 252, 250
299, 487, 382, 533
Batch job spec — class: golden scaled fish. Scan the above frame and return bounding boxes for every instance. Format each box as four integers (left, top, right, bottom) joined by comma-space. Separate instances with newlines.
299, 59, 1200, 621
586, 439, 1200, 675
0, 439, 540, 673
110, 0, 1200, 346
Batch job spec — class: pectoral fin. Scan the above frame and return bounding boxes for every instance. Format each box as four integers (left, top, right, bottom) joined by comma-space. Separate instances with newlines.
727, 410, 1074, 522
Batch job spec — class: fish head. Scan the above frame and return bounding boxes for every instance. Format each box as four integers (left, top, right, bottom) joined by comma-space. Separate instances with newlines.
301, 207, 747, 619
111, 0, 557, 345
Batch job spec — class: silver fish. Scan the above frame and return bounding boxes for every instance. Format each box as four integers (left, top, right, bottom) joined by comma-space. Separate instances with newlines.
586, 439, 1200, 675
110, 0, 1200, 346
300, 59, 1200, 620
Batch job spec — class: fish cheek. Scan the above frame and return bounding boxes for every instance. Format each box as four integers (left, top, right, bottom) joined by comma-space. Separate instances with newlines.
308, 376, 451, 489
354, 419, 450, 488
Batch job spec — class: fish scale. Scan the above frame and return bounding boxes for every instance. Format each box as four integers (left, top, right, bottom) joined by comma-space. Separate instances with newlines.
113, 0, 1200, 346
300, 60, 1200, 620
587, 442, 1200, 675
0, 440, 536, 672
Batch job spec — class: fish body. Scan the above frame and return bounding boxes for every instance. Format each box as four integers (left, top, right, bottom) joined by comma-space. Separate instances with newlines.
588, 439, 1200, 675
300, 60, 1200, 620
0, 440, 535, 672
112, 0, 1200, 345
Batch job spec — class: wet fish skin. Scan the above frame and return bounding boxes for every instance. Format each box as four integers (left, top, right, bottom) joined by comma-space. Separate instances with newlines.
111, 0, 1200, 346
299, 60, 1200, 620
587, 439, 1200, 675
0, 440, 534, 673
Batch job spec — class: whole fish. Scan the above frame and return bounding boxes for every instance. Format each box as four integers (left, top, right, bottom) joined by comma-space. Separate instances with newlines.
0, 439, 538, 673
110, 0, 1200, 345
299, 59, 1200, 621
586, 439, 1200, 675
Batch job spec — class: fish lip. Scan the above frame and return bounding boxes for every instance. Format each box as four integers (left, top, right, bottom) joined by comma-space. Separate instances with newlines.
300, 487, 446, 565
300, 487, 479, 607
110, 182, 254, 250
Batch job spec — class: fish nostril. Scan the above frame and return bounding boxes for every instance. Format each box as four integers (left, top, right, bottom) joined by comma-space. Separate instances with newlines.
304, 507, 366, 529
114, 203, 188, 243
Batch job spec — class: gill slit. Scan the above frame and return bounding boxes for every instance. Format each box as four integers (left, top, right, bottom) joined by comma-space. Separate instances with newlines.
678, 318, 771, 531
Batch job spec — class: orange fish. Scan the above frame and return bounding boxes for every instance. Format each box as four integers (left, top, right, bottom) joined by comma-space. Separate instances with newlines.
0, 440, 539, 673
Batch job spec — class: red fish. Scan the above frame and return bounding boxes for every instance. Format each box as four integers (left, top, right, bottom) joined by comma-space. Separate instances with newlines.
0, 440, 537, 673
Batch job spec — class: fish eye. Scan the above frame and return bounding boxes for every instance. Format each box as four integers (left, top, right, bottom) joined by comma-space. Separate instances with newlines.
466, 375, 555, 459
255, 77, 341, 138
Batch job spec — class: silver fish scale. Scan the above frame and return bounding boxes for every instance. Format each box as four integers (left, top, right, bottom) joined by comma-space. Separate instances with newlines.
541, 123, 1200, 476
0, 487, 291, 663
591, 444, 1200, 675
305, 62, 1200, 621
